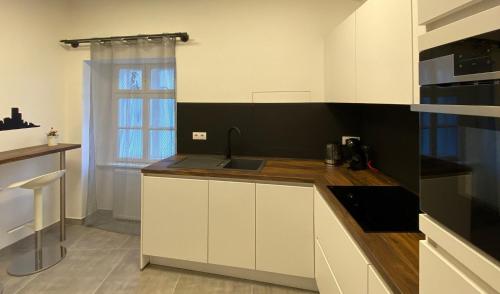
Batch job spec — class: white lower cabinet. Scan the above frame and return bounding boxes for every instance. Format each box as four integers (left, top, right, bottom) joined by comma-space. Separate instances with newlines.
368, 265, 392, 294
256, 183, 314, 278
142, 176, 209, 263
420, 240, 489, 294
143, 176, 395, 291
208, 180, 255, 269
315, 239, 342, 294
142, 176, 314, 280
314, 187, 370, 293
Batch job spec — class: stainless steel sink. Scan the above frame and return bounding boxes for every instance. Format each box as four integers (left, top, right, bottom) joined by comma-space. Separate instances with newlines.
222, 158, 265, 171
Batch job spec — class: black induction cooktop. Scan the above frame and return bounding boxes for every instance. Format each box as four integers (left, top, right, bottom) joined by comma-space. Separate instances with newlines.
328, 186, 421, 232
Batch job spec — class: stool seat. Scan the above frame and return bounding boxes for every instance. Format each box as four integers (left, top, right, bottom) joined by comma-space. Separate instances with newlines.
6, 170, 67, 277
8, 170, 66, 190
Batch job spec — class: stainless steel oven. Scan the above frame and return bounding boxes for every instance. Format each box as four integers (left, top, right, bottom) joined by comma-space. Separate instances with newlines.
412, 29, 500, 261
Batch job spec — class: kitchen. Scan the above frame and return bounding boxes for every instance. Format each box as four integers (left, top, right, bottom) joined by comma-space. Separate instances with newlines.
0, 0, 499, 293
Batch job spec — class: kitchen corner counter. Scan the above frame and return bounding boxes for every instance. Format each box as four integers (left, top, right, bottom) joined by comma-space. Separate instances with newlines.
142, 155, 424, 293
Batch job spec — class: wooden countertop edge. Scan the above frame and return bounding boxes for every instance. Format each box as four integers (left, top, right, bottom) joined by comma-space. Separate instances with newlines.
142, 155, 421, 293
0, 143, 82, 165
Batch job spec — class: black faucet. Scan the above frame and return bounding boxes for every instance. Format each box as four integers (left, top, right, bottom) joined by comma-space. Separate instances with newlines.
226, 126, 241, 159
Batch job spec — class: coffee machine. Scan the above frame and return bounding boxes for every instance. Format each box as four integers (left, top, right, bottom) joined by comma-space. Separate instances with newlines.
345, 138, 370, 170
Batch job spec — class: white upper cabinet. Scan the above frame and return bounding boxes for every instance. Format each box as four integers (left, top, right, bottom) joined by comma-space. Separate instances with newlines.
208, 180, 256, 270
256, 183, 314, 278
324, 0, 415, 104
418, 0, 481, 25
325, 13, 356, 103
355, 0, 414, 104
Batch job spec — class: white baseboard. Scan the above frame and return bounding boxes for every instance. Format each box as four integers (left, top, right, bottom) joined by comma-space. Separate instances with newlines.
147, 255, 318, 291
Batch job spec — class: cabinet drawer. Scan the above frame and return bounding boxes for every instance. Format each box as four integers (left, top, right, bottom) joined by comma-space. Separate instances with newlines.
315, 239, 342, 294
142, 176, 209, 263
368, 265, 392, 294
314, 187, 369, 293
420, 241, 488, 294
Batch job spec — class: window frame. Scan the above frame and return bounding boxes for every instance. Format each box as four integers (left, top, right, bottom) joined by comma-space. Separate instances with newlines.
112, 63, 176, 163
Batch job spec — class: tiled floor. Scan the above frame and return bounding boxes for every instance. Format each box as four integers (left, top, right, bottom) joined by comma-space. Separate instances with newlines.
0, 225, 316, 294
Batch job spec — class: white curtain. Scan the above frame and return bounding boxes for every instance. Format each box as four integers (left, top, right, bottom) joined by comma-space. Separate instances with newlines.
86, 38, 176, 234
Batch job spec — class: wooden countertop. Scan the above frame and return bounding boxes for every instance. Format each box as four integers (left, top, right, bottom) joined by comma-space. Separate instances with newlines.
142, 155, 423, 294
0, 143, 81, 165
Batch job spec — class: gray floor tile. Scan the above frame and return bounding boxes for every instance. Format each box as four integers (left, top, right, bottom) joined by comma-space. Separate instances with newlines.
0, 225, 317, 294
69, 227, 130, 250
0, 241, 40, 294
95, 250, 179, 294
174, 272, 252, 294
119, 235, 140, 250
16, 248, 127, 294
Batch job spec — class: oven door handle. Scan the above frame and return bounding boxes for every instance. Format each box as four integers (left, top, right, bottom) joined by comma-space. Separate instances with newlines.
411, 104, 500, 118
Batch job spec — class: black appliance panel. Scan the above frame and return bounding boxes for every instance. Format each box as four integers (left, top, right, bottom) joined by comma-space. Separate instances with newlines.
328, 186, 420, 232
420, 112, 500, 261
421, 81, 500, 106
420, 29, 500, 76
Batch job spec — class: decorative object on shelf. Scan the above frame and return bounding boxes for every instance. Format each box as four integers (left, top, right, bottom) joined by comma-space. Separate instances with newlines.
47, 128, 59, 146
0, 108, 39, 131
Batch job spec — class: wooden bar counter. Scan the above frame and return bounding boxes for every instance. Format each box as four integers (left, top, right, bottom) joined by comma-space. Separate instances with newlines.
0, 143, 81, 241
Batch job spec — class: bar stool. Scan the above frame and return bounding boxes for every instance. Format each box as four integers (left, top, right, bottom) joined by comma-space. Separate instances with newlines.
6, 170, 67, 276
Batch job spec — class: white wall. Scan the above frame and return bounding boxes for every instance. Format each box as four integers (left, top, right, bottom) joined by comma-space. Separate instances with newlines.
65, 0, 359, 102
0, 0, 70, 249
0, 0, 361, 248
62, 0, 360, 222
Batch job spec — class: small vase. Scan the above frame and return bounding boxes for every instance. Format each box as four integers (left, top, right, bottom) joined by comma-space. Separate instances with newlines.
47, 135, 58, 146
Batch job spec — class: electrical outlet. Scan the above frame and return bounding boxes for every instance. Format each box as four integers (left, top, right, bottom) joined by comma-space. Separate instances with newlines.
192, 132, 207, 141
342, 136, 360, 145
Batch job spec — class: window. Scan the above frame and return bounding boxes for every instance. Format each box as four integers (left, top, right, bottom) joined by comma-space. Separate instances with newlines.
114, 64, 176, 162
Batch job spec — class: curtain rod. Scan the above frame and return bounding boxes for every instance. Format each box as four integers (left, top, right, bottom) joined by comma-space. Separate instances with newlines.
60, 32, 189, 48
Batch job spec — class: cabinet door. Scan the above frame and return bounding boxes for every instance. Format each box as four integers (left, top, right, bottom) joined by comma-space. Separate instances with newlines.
418, 0, 480, 25
315, 239, 342, 294
325, 12, 356, 103
368, 265, 392, 294
314, 187, 369, 293
420, 241, 486, 294
256, 183, 314, 278
208, 180, 255, 269
356, 0, 413, 104
142, 176, 208, 263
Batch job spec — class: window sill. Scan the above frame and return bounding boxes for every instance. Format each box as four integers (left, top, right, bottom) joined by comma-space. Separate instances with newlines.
97, 162, 150, 169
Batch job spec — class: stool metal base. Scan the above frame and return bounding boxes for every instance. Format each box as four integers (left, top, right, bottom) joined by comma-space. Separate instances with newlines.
7, 246, 67, 277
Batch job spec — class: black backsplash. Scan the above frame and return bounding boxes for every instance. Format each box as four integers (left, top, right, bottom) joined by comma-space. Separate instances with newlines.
177, 103, 419, 193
